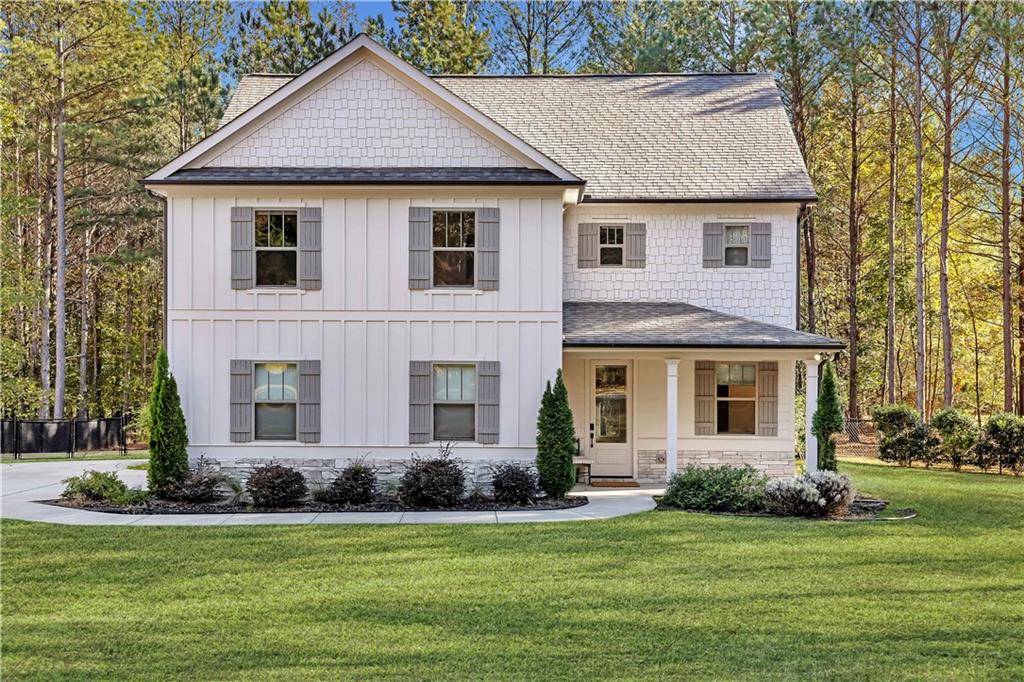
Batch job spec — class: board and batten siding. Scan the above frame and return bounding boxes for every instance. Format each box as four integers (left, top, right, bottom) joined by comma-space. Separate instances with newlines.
563, 203, 801, 328
166, 190, 564, 460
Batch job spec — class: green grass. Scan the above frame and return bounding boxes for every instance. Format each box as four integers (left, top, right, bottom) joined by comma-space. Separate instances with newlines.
2, 461, 1022, 680
1, 450, 148, 464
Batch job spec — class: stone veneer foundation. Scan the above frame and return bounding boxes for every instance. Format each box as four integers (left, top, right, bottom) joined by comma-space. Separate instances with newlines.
636, 449, 795, 482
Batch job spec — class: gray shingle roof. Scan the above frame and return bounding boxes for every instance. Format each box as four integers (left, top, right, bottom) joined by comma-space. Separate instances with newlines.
219, 74, 295, 128
563, 302, 843, 349
218, 72, 815, 202
150, 166, 578, 186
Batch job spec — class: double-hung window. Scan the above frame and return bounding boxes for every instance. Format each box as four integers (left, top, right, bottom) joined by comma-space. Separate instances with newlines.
432, 364, 476, 440
255, 210, 298, 287
599, 226, 624, 266
432, 210, 475, 287
254, 362, 298, 440
723, 225, 750, 266
716, 363, 756, 434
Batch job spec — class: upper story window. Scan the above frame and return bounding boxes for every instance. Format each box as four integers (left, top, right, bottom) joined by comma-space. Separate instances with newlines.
433, 210, 475, 287
255, 210, 298, 287
254, 362, 298, 440
433, 364, 476, 440
723, 225, 750, 266
716, 362, 756, 434
599, 226, 624, 266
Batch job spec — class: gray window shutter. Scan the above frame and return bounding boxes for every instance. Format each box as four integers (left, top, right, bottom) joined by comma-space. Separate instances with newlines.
702, 223, 723, 268
577, 223, 599, 268
230, 360, 253, 442
476, 207, 500, 290
751, 222, 772, 268
694, 360, 716, 435
297, 360, 321, 443
757, 361, 779, 437
299, 207, 322, 289
409, 207, 432, 289
476, 361, 500, 444
624, 223, 647, 268
409, 361, 432, 444
231, 207, 254, 289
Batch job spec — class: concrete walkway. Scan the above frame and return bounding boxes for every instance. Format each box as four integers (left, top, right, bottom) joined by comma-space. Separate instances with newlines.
1, 459, 660, 526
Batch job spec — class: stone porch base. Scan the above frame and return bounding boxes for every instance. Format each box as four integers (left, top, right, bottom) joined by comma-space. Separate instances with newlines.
636, 449, 795, 482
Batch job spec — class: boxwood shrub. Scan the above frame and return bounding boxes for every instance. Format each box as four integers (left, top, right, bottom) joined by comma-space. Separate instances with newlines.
660, 465, 768, 513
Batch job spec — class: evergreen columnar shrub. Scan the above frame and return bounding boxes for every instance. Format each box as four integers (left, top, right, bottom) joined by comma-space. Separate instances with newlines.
661, 465, 768, 513
930, 408, 978, 471
61, 470, 148, 506
490, 462, 538, 506
147, 348, 189, 492
536, 370, 577, 499
246, 464, 308, 507
879, 420, 937, 467
398, 449, 465, 508
324, 460, 378, 505
158, 458, 238, 503
977, 412, 1024, 474
812, 360, 844, 472
765, 471, 854, 517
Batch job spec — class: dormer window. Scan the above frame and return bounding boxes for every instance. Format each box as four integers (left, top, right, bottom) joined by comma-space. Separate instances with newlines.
723, 225, 750, 266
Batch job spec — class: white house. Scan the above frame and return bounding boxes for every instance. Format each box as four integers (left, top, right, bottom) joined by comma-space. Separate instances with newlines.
143, 35, 841, 486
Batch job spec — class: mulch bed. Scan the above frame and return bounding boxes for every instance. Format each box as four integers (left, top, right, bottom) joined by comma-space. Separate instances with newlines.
655, 496, 917, 522
46, 495, 589, 515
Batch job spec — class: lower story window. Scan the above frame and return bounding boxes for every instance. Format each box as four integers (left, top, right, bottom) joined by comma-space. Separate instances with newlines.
433, 364, 476, 441
716, 363, 756, 434
254, 362, 297, 440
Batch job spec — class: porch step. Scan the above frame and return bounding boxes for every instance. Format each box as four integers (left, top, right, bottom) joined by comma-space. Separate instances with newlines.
589, 479, 640, 488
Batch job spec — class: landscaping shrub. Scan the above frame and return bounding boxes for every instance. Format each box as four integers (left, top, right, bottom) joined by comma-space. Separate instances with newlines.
246, 464, 308, 507
765, 470, 854, 517
930, 408, 978, 471
158, 458, 239, 503
661, 465, 768, 513
323, 460, 378, 505
878, 420, 938, 467
61, 470, 148, 506
812, 360, 843, 471
536, 370, 577, 499
147, 348, 189, 491
398, 449, 465, 508
977, 412, 1024, 474
872, 404, 920, 439
490, 462, 538, 505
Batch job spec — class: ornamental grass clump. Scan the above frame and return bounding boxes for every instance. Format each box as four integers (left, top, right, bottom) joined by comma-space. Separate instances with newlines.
765, 470, 854, 517
661, 465, 768, 513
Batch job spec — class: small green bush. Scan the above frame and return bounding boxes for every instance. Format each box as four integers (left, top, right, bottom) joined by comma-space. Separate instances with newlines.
812, 360, 844, 471
977, 412, 1024, 474
61, 470, 148, 506
872, 404, 921, 439
490, 462, 538, 506
878, 420, 937, 467
158, 458, 239, 503
931, 408, 978, 471
398, 450, 465, 508
661, 465, 768, 513
246, 464, 308, 507
536, 370, 577, 499
323, 461, 378, 505
765, 471, 854, 517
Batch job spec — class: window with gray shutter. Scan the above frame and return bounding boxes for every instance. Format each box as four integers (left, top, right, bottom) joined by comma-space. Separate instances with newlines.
476, 207, 500, 290
231, 207, 255, 289
624, 223, 647, 268
230, 360, 253, 442
577, 223, 599, 268
694, 361, 715, 435
409, 361, 432, 443
750, 223, 772, 268
702, 223, 724, 268
756, 361, 778, 436
298, 208, 322, 289
476, 361, 500, 444
297, 360, 321, 443
408, 207, 432, 289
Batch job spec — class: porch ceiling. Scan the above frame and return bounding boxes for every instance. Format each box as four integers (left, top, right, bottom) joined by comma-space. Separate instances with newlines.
562, 301, 844, 350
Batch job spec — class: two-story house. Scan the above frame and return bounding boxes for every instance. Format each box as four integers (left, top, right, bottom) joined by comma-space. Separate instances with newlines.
143, 35, 841, 486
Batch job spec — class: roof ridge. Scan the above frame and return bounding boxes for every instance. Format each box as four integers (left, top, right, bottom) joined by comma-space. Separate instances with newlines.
434, 72, 765, 79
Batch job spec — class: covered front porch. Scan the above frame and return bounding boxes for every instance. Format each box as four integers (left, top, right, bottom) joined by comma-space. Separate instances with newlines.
561, 302, 843, 483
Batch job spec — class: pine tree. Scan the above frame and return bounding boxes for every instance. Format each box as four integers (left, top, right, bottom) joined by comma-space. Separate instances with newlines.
147, 348, 188, 491
812, 360, 844, 472
377, 0, 491, 74
536, 370, 576, 498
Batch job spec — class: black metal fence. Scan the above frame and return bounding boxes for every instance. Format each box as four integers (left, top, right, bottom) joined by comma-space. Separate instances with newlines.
1, 415, 130, 459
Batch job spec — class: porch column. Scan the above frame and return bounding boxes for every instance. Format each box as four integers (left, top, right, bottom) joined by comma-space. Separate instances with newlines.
805, 358, 819, 473
665, 358, 680, 481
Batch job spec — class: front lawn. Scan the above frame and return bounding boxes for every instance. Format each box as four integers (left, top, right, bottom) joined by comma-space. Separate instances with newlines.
2, 461, 1022, 680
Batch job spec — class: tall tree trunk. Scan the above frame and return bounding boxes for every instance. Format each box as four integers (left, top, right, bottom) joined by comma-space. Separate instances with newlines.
886, 35, 898, 405
848, 81, 861, 422
78, 227, 92, 418
37, 126, 53, 419
999, 46, 1014, 413
1018, 187, 1024, 416
938, 69, 954, 408
913, 4, 926, 416
53, 32, 68, 419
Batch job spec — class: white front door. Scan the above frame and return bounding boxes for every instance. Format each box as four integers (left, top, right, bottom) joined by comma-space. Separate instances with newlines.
587, 360, 633, 478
